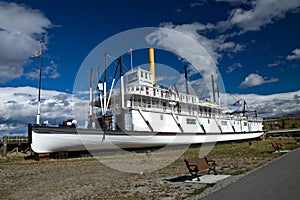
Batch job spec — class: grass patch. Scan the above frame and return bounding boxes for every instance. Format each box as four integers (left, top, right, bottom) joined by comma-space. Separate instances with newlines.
180, 138, 300, 175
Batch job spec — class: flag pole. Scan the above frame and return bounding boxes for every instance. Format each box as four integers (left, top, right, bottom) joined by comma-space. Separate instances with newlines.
130, 49, 133, 70
36, 42, 44, 125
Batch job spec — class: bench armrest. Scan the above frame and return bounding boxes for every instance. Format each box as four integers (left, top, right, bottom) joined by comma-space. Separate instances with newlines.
205, 157, 216, 166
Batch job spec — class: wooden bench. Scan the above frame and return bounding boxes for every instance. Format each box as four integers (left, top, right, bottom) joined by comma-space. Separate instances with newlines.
271, 142, 283, 152
184, 157, 217, 181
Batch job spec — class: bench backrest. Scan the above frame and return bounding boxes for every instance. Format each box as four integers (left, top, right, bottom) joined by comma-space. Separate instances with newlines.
184, 157, 209, 171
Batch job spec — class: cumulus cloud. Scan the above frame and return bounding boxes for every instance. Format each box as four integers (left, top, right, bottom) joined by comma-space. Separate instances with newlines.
0, 86, 299, 136
0, 2, 53, 83
146, 23, 246, 79
218, 41, 245, 53
286, 48, 300, 60
227, 0, 300, 32
147, 0, 296, 79
145, 23, 219, 84
239, 73, 278, 88
225, 90, 300, 117
0, 87, 88, 136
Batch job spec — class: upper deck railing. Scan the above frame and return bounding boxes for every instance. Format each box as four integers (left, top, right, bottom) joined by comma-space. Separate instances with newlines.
125, 84, 220, 108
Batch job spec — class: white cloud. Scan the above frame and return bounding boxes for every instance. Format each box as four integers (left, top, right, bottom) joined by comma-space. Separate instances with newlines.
146, 23, 219, 84
286, 48, 300, 60
227, 0, 300, 32
190, 0, 208, 7
0, 87, 88, 136
226, 62, 242, 73
218, 41, 245, 53
24, 60, 60, 80
0, 86, 299, 136
145, 23, 251, 101
0, 2, 53, 83
239, 73, 278, 88
0, 2, 51, 35
268, 60, 284, 67
225, 91, 300, 117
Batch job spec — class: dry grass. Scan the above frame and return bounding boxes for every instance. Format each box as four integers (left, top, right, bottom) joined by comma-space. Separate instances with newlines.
1, 137, 299, 199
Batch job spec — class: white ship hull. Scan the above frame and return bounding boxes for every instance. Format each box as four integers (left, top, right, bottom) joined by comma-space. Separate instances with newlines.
30, 125, 264, 153
29, 48, 265, 154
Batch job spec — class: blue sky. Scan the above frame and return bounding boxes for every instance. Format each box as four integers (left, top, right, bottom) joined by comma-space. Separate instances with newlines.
1, 0, 300, 135
1, 0, 300, 94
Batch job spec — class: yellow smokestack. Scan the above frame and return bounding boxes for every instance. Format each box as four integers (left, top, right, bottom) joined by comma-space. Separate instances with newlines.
149, 48, 156, 85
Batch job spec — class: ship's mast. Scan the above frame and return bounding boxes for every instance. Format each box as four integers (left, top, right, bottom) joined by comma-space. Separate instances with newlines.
103, 53, 107, 114
129, 49, 133, 70
211, 74, 216, 103
243, 100, 246, 116
216, 83, 220, 105
97, 68, 104, 114
89, 68, 94, 128
120, 54, 124, 109
36, 42, 44, 125
184, 65, 189, 95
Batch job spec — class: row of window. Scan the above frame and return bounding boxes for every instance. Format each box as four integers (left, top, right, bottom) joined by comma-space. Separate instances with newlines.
186, 118, 196, 124
158, 116, 248, 127
221, 120, 247, 126
127, 71, 152, 82
140, 71, 152, 80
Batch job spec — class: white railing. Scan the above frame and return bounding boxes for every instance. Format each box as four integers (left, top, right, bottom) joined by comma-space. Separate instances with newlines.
125, 85, 203, 105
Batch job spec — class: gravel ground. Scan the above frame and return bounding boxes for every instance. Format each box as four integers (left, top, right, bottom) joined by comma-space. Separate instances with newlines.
1, 151, 208, 199
0, 143, 291, 200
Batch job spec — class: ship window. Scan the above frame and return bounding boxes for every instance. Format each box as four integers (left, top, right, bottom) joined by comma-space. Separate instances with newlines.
186, 118, 196, 124
127, 73, 138, 82
244, 122, 247, 126
208, 119, 210, 124
141, 71, 144, 78
221, 121, 228, 126
160, 115, 163, 120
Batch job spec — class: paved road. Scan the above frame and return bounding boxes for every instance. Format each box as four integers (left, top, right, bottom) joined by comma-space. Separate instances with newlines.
202, 148, 300, 200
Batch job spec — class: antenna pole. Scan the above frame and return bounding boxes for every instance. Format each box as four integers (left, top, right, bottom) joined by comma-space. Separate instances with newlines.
89, 68, 94, 128
130, 49, 133, 70
243, 100, 246, 116
36, 42, 44, 125
120, 55, 124, 109
97, 67, 104, 114
216, 84, 220, 105
184, 65, 189, 95
103, 53, 107, 113
211, 74, 216, 103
